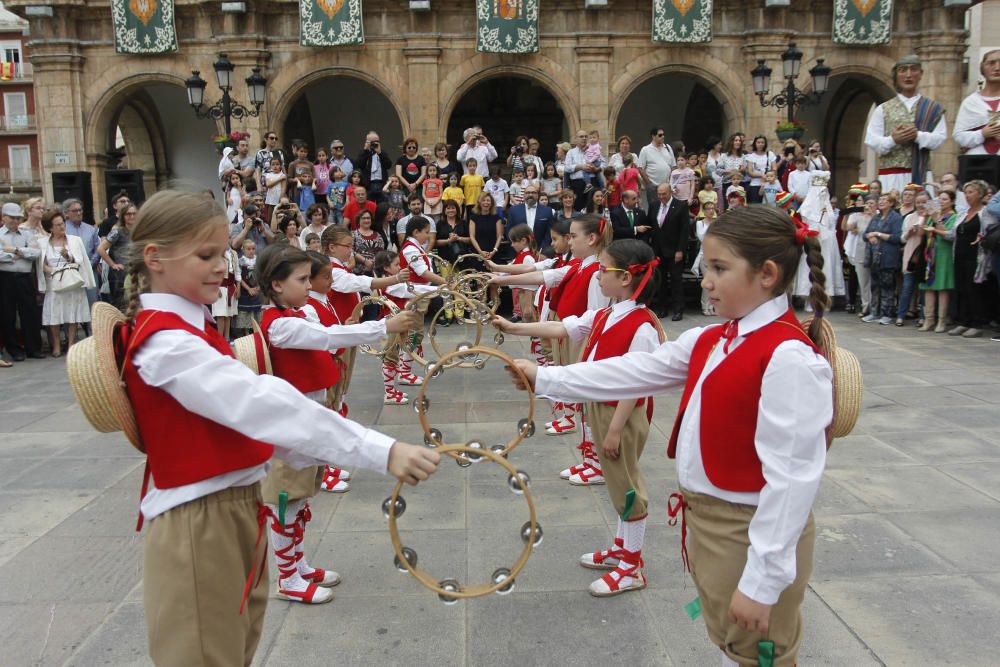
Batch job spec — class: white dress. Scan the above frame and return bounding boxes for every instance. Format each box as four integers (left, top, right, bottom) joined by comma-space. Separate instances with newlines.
794, 172, 846, 297
42, 242, 90, 325
211, 248, 241, 318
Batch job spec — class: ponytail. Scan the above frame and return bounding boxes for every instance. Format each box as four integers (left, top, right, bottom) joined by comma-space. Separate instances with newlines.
802, 235, 830, 344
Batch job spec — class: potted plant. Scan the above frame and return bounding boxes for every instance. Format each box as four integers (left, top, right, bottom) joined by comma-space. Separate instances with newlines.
212, 130, 250, 155
775, 120, 807, 142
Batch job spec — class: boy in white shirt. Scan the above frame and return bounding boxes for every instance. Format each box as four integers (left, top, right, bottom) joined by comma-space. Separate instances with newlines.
484, 166, 510, 211
786, 157, 811, 209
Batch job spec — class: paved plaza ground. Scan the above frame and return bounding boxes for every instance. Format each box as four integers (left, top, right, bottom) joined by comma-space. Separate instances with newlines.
2, 310, 1000, 666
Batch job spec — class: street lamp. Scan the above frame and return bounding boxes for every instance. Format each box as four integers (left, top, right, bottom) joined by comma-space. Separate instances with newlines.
185, 54, 266, 136
752, 43, 831, 122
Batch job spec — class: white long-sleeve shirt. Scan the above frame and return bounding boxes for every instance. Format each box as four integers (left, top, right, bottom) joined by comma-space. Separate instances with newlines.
535, 294, 831, 605
561, 300, 660, 353
456, 142, 498, 177
329, 256, 373, 293
540, 255, 610, 312
952, 91, 1000, 155
133, 293, 395, 521
401, 238, 432, 277
864, 94, 948, 156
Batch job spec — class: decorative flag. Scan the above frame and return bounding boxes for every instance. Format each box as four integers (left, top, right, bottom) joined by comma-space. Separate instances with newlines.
300, 0, 365, 47
833, 0, 893, 45
652, 0, 713, 44
476, 0, 539, 54
111, 0, 178, 54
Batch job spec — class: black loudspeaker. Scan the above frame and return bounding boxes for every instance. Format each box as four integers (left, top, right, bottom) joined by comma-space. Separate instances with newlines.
104, 169, 146, 209
958, 155, 1000, 187
52, 171, 95, 224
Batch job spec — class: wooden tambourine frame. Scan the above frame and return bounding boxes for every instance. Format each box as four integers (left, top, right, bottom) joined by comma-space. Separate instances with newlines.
416, 346, 535, 459
350, 295, 403, 358
398, 288, 489, 369
387, 444, 540, 600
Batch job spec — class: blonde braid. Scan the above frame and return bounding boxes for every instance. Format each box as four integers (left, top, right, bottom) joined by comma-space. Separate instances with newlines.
803, 236, 830, 343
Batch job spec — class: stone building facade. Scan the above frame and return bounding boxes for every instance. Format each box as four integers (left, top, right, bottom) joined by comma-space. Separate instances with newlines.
8, 0, 968, 214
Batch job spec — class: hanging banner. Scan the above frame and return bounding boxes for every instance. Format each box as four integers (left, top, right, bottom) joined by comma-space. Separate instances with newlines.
111, 0, 178, 54
300, 0, 365, 47
476, 0, 539, 54
833, 0, 893, 45
652, 0, 713, 44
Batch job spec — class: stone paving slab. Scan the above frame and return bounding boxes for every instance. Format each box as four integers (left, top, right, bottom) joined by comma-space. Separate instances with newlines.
1, 311, 999, 665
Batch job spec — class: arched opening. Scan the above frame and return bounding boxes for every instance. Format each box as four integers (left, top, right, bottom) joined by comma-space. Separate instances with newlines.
614, 74, 726, 154
281, 77, 404, 161
797, 73, 893, 195
446, 76, 568, 166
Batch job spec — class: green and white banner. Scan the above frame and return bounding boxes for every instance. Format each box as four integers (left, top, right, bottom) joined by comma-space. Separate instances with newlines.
833, 0, 893, 45
300, 0, 365, 47
652, 0, 713, 44
476, 0, 539, 54
111, 0, 178, 54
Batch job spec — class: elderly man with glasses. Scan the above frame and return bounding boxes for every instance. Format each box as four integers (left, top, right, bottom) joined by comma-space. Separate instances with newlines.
328, 139, 353, 182
0, 202, 43, 360
563, 130, 604, 210
638, 127, 677, 212
62, 198, 101, 309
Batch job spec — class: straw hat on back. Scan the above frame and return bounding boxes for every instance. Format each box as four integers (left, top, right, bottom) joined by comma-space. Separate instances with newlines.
66, 302, 144, 451
802, 316, 863, 442
232, 318, 272, 375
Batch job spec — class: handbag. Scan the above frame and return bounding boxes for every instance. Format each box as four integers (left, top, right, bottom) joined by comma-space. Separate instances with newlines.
51, 263, 84, 293
981, 222, 1000, 253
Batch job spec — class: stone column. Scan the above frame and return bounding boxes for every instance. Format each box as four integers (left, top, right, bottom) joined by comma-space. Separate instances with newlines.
916, 39, 968, 178
404, 41, 441, 145
575, 40, 612, 144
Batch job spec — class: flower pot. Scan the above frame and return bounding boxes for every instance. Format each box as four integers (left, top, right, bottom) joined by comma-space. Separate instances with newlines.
776, 129, 804, 143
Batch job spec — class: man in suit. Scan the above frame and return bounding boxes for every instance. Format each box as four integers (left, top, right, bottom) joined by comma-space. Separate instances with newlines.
609, 189, 652, 241
504, 184, 554, 249
647, 182, 690, 321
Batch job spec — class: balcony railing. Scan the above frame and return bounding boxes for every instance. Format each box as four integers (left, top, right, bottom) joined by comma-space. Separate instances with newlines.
0, 114, 35, 132
0, 62, 32, 80
0, 168, 40, 187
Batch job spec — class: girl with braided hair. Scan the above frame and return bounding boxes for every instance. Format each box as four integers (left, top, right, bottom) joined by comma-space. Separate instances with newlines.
508, 204, 833, 666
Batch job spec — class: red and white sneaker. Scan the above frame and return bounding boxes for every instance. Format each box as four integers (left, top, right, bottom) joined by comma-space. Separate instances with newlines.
268, 514, 334, 604
589, 552, 646, 597
560, 441, 596, 479
320, 466, 350, 493
384, 389, 409, 405
545, 415, 577, 435
568, 463, 605, 486
301, 567, 341, 588
397, 372, 424, 386
580, 538, 625, 570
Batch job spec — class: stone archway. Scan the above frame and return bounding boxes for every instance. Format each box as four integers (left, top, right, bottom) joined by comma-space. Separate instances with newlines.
270, 69, 407, 159
445, 75, 569, 166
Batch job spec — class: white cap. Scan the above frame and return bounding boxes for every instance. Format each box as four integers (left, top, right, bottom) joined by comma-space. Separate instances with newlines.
2, 202, 24, 217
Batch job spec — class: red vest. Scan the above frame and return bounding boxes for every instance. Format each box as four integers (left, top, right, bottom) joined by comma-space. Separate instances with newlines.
327, 261, 361, 324
549, 258, 600, 319
261, 307, 340, 393
121, 310, 274, 489
580, 306, 658, 412
513, 248, 534, 265
307, 295, 346, 357
667, 309, 818, 492
536, 254, 569, 309
399, 239, 431, 284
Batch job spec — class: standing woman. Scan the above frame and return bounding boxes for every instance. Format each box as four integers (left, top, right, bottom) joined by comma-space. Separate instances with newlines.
468, 193, 504, 265
38, 208, 94, 356
805, 140, 830, 172
704, 137, 724, 204
97, 203, 137, 309
19, 197, 46, 240
919, 190, 957, 332
352, 209, 385, 277
948, 180, 990, 338
743, 135, 777, 205
555, 189, 581, 223
587, 188, 608, 220
431, 142, 456, 182
395, 138, 427, 196
607, 136, 639, 177
718, 133, 746, 210
862, 193, 904, 325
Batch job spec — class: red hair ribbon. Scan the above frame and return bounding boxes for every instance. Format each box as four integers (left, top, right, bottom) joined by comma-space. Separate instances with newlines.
598, 216, 607, 236
792, 216, 818, 247
627, 257, 660, 300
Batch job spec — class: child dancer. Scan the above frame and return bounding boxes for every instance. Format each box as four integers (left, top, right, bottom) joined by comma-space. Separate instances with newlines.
211, 243, 240, 341
373, 250, 439, 404
692, 200, 719, 316
511, 205, 833, 666
257, 245, 421, 603
118, 191, 438, 665
489, 214, 612, 483
494, 239, 661, 596
397, 216, 448, 391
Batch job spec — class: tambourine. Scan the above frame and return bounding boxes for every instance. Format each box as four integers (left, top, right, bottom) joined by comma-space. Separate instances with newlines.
396, 288, 494, 369
349, 295, 403, 358
416, 346, 536, 459
385, 444, 542, 602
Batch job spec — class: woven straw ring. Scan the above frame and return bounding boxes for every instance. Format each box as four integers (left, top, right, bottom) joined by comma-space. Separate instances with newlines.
415, 345, 536, 461
350, 295, 403, 358
385, 444, 541, 602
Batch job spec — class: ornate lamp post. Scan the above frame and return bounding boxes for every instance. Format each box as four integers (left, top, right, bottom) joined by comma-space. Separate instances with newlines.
751, 42, 832, 123
184, 54, 267, 136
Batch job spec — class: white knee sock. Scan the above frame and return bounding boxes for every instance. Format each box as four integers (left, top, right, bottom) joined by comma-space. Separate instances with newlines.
623, 517, 646, 554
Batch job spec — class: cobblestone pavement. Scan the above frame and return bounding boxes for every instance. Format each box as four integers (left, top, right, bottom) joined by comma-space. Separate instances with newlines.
2, 311, 999, 666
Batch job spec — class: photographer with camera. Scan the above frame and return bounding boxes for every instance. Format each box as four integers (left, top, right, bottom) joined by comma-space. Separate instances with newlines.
269, 198, 306, 237
506, 135, 544, 179
806, 140, 830, 173
456, 126, 497, 178
230, 203, 276, 254
355, 131, 393, 205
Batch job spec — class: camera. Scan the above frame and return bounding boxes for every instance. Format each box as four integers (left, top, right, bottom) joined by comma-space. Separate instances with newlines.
514, 145, 525, 156
370, 141, 379, 149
